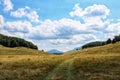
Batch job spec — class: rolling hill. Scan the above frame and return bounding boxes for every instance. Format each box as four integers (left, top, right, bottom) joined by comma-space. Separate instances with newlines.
0, 42, 120, 80
0, 45, 45, 55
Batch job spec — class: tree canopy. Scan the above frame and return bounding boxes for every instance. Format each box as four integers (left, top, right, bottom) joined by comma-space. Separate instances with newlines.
0, 34, 38, 50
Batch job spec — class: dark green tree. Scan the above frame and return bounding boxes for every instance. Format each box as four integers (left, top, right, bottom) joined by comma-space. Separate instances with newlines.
112, 38, 116, 44
106, 38, 112, 44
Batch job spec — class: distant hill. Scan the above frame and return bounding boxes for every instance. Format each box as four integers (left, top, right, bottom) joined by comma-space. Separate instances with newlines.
47, 49, 63, 54
0, 34, 38, 50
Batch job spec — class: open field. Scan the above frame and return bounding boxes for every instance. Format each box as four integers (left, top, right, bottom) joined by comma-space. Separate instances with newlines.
0, 43, 120, 80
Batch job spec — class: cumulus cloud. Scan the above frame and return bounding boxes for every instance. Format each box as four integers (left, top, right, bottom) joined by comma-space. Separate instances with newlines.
0, 20, 34, 38
28, 18, 91, 40
84, 4, 110, 18
70, 4, 110, 19
10, 6, 40, 23
10, 6, 29, 18
27, 11, 39, 23
106, 23, 120, 34
4, 21, 32, 33
70, 4, 83, 17
2, 0, 13, 11
104, 25, 120, 39
70, 4, 111, 34
26, 17, 110, 46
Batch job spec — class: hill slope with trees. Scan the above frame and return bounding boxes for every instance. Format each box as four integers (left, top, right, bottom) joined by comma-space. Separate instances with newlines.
0, 34, 38, 50
82, 34, 120, 49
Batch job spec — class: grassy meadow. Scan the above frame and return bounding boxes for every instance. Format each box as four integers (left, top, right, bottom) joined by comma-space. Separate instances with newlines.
0, 43, 120, 80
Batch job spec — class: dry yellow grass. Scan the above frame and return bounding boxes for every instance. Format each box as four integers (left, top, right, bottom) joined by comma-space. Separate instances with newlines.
0, 42, 120, 80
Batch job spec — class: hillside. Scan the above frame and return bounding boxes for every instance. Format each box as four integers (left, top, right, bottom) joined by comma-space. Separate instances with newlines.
0, 42, 120, 80
0, 45, 47, 55
0, 34, 38, 50
67, 42, 120, 55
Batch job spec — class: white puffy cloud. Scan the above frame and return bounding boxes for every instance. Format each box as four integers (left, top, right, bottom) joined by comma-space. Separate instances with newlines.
28, 18, 91, 40
99, 21, 120, 39
84, 4, 110, 18
4, 21, 32, 33
70, 4, 110, 19
106, 22, 120, 35
0, 21, 32, 38
10, 7, 29, 18
69, 4, 110, 35
2, 0, 13, 11
27, 11, 39, 23
70, 4, 83, 17
70, 4, 111, 34
10, 7, 40, 23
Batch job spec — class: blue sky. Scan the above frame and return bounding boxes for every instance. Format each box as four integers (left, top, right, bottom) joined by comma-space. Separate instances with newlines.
0, 0, 120, 51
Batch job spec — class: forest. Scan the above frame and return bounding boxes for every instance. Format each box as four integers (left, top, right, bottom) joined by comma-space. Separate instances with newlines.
0, 34, 38, 50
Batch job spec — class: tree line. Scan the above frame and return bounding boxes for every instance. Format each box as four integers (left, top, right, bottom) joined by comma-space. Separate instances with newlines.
0, 34, 38, 50
82, 34, 120, 49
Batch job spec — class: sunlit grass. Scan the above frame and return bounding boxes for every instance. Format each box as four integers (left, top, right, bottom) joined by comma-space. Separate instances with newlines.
0, 42, 120, 80
72, 54, 120, 80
